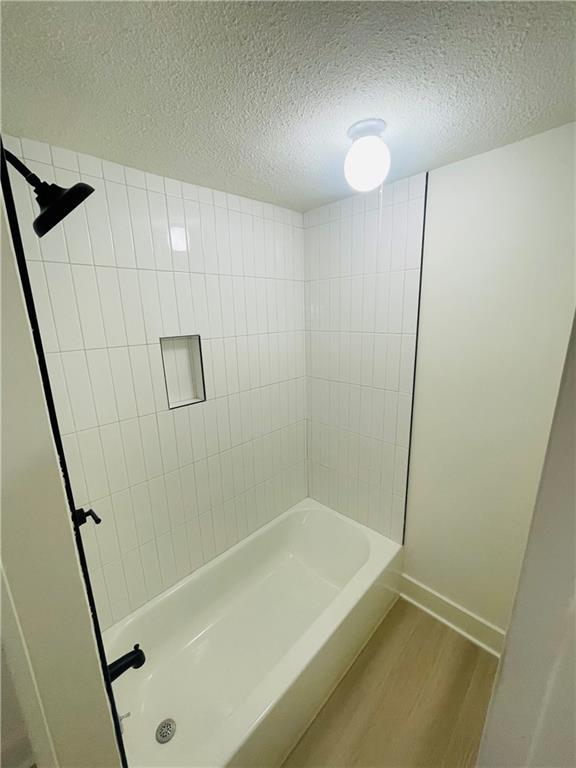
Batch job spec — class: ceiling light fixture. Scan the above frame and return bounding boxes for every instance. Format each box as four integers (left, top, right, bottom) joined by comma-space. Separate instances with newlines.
344, 118, 391, 193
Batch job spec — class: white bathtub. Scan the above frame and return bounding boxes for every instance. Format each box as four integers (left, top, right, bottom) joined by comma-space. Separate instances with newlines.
104, 498, 402, 767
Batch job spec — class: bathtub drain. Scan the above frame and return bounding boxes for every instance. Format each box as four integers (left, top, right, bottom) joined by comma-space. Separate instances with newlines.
155, 718, 176, 744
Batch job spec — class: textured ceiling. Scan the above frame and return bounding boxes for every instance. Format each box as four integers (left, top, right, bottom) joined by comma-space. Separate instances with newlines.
2, 2, 575, 211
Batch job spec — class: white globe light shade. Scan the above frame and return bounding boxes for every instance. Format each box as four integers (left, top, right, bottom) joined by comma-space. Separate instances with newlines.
344, 135, 391, 192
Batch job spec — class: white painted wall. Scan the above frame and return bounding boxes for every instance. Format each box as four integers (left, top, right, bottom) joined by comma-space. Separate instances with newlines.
1, 569, 55, 768
479, 315, 575, 768
1, 644, 34, 768
404, 123, 575, 637
303, 175, 426, 542
5, 134, 307, 629
1, 211, 121, 767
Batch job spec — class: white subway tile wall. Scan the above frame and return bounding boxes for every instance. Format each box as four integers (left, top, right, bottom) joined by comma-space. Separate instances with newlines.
303, 176, 426, 542
6, 133, 425, 627
7, 136, 307, 629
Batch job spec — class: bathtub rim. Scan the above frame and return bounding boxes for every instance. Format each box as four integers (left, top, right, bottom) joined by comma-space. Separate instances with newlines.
191, 506, 402, 765
104, 498, 402, 767
103, 498, 399, 647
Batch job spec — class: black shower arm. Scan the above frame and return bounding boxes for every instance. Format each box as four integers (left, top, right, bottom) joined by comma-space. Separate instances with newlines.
3, 148, 42, 190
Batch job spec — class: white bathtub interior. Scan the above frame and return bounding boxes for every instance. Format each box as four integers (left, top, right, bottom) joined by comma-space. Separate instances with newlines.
105, 498, 402, 767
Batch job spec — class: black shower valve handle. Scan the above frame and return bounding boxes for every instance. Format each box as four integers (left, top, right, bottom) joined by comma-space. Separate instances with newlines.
86, 508, 102, 525
73, 507, 102, 527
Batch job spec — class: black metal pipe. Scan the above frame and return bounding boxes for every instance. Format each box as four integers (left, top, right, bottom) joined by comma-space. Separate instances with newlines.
4, 148, 42, 188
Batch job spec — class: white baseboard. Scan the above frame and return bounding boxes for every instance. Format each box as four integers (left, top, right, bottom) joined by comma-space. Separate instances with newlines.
400, 574, 506, 657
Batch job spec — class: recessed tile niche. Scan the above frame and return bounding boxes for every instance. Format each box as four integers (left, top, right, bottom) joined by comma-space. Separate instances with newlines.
159, 335, 206, 409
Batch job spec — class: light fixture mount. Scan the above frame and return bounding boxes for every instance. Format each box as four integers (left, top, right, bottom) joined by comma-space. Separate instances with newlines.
347, 118, 387, 141
344, 118, 391, 193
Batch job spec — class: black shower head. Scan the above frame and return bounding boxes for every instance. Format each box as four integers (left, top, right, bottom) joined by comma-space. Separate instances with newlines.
32, 180, 94, 237
2, 144, 94, 237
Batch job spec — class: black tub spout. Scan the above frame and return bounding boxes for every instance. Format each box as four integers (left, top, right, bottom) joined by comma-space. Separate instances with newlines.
107, 644, 145, 683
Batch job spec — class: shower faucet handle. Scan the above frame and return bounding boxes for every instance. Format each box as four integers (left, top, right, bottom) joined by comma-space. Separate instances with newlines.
73, 507, 102, 528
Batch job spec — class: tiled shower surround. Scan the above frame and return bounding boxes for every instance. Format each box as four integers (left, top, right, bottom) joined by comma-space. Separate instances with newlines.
304, 177, 425, 541
6, 136, 306, 629
6, 135, 424, 628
